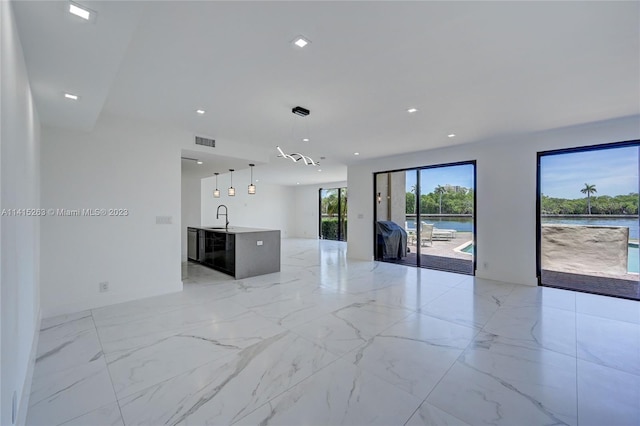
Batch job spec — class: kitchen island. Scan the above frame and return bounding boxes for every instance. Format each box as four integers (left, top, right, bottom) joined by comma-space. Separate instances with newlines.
187, 226, 280, 279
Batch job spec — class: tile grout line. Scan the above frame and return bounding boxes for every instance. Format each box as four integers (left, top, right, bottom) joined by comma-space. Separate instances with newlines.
229, 351, 347, 425
89, 309, 127, 426
401, 325, 481, 426
402, 282, 516, 425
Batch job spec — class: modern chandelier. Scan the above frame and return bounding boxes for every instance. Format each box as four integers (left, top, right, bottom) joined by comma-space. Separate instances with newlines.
276, 106, 319, 166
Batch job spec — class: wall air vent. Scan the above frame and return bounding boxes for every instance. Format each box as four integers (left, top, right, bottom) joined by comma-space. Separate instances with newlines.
195, 136, 215, 148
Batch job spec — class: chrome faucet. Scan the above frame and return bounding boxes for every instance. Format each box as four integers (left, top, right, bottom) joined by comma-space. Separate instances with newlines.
216, 204, 229, 229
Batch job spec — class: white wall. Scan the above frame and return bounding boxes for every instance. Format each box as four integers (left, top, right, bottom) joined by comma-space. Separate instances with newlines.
40, 114, 184, 317
292, 181, 348, 239
181, 175, 201, 261
348, 116, 640, 286
0, 1, 41, 424
201, 172, 295, 236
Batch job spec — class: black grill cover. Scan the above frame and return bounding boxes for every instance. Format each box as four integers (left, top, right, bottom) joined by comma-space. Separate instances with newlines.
376, 221, 407, 260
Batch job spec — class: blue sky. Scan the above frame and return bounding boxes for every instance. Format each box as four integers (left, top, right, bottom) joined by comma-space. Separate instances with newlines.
405, 164, 474, 193
540, 146, 639, 199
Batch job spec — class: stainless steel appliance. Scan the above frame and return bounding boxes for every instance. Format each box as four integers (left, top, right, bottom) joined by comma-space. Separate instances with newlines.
187, 228, 198, 261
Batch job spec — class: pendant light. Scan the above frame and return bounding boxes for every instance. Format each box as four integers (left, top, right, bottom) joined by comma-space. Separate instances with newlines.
276, 106, 319, 166
228, 169, 235, 196
248, 164, 256, 195
213, 173, 220, 198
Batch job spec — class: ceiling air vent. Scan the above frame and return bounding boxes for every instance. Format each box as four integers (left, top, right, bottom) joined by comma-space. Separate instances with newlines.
195, 136, 215, 148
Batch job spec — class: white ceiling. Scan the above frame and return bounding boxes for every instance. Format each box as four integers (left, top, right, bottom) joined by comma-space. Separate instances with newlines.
13, 1, 640, 185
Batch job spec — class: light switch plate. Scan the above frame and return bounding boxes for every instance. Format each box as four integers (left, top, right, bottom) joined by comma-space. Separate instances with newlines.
156, 216, 172, 225
257, 240, 263, 246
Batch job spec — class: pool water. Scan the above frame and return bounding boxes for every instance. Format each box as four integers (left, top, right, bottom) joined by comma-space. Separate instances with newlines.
630, 243, 639, 273
460, 243, 638, 273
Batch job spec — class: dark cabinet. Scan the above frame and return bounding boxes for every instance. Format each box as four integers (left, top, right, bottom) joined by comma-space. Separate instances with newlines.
201, 232, 235, 275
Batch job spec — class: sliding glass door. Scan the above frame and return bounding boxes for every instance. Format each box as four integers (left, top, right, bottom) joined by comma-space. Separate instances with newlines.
319, 187, 347, 241
419, 164, 475, 274
374, 161, 476, 275
538, 141, 640, 300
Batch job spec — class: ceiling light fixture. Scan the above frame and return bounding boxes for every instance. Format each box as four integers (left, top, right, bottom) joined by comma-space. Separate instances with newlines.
276, 106, 319, 166
69, 2, 91, 20
213, 173, 220, 198
448, 133, 456, 138
181, 156, 203, 165
354, 152, 360, 156
277, 146, 319, 166
248, 164, 256, 195
64, 93, 79, 100
407, 108, 418, 113
292, 106, 310, 117
228, 169, 235, 196
293, 36, 310, 48
196, 109, 205, 115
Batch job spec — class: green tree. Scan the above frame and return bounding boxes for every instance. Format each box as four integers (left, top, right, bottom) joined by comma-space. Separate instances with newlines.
405, 192, 415, 215
580, 183, 597, 215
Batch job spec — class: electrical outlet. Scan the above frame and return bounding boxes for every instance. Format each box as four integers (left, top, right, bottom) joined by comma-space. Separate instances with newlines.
99, 281, 109, 292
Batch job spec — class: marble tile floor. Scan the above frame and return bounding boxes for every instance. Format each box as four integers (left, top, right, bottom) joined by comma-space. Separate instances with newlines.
26, 239, 640, 426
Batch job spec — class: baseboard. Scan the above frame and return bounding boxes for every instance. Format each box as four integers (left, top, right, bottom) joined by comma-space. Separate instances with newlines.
17, 308, 41, 426
41, 280, 184, 319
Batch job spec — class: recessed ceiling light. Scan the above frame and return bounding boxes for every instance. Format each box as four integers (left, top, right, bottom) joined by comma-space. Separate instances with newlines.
354, 152, 360, 156
296, 182, 300, 185
292, 36, 310, 48
407, 108, 418, 113
69, 2, 91, 20
448, 133, 456, 138
255, 179, 259, 182
196, 161, 203, 165
64, 93, 79, 100
302, 138, 309, 142
318, 169, 322, 172
196, 109, 205, 115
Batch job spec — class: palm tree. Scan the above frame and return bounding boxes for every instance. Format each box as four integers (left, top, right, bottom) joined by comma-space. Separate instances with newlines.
434, 185, 446, 215
580, 183, 597, 214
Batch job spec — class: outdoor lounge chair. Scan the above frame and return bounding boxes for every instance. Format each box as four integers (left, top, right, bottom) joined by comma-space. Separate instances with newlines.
420, 222, 433, 247
432, 228, 456, 241
405, 221, 417, 245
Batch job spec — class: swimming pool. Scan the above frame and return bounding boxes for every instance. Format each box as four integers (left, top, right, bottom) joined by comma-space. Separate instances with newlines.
458, 243, 638, 273
630, 243, 639, 273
